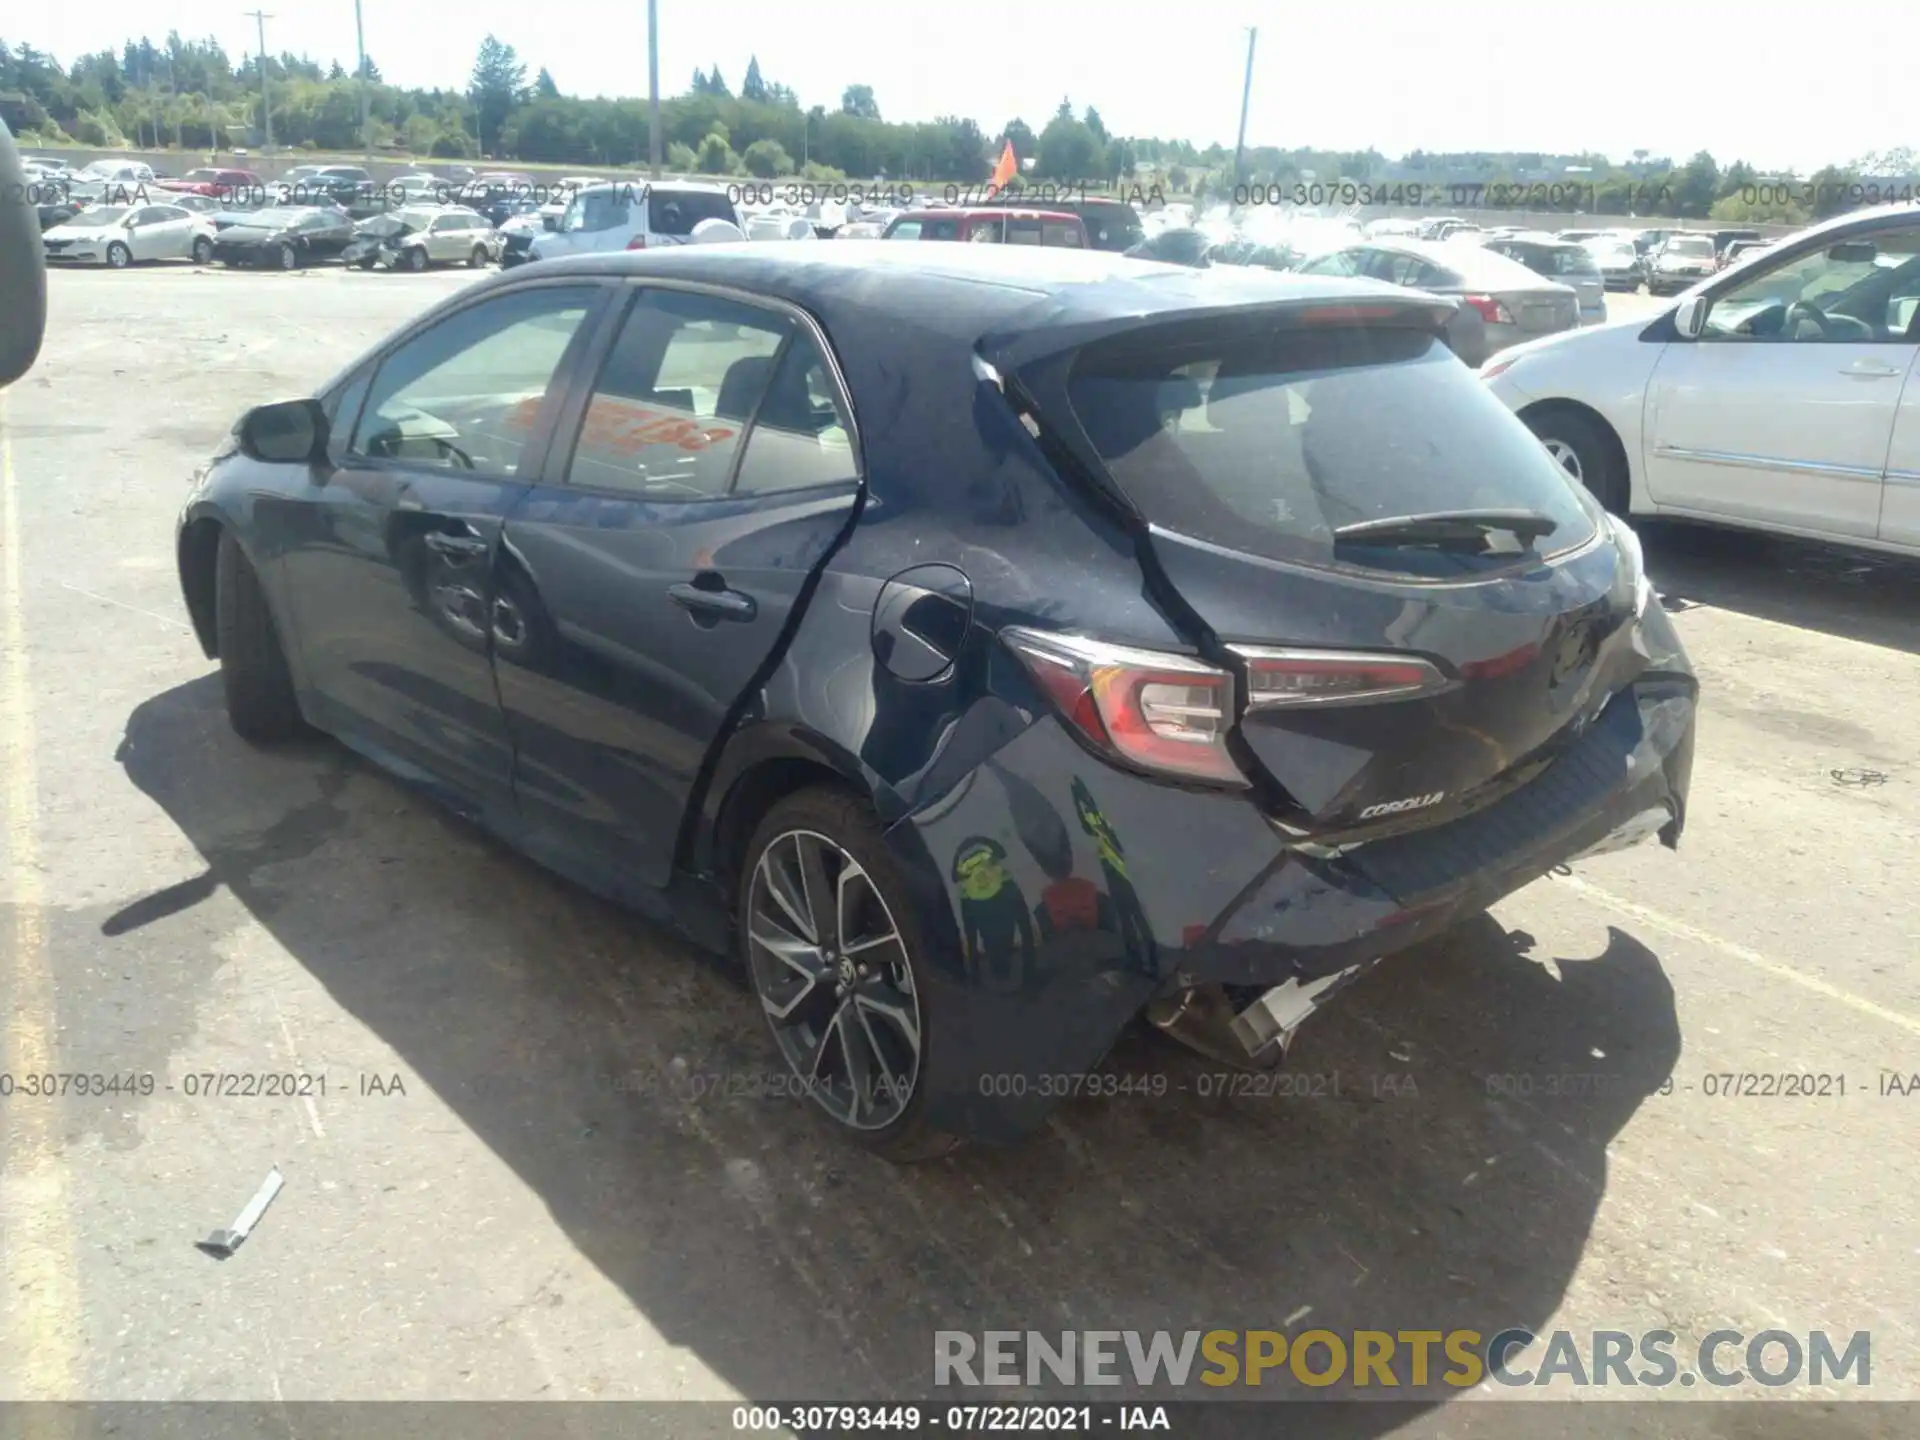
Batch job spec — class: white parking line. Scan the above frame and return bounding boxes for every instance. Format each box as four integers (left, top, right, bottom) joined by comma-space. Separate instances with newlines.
1560, 872, 1920, 1037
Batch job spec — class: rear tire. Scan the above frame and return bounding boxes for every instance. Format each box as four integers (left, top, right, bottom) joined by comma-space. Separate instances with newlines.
1526, 408, 1628, 515
740, 787, 959, 1163
277, 242, 299, 271
214, 529, 306, 743
106, 242, 131, 269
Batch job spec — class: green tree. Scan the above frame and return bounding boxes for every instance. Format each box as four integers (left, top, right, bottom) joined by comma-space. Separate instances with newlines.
534, 67, 559, 99
1717, 159, 1756, 200
696, 130, 737, 174
707, 66, 731, 98
742, 137, 793, 177
841, 84, 879, 120
1036, 110, 1099, 181
1001, 117, 1034, 161
1083, 106, 1107, 144
667, 140, 697, 171
741, 56, 767, 103
468, 35, 526, 155
1673, 150, 1720, 216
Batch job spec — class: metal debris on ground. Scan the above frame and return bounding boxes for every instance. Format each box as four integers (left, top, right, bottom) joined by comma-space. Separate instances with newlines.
1831, 768, 1888, 787
195, 1167, 285, 1259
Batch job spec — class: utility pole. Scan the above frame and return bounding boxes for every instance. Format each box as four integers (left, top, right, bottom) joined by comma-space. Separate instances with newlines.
245, 11, 274, 152
166, 52, 183, 152
1233, 27, 1257, 188
647, 0, 662, 177
353, 0, 371, 161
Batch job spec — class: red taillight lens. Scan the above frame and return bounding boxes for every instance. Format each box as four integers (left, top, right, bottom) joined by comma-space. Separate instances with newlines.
1002, 628, 1246, 786
1462, 294, 1514, 325
1229, 647, 1450, 709
625, 235, 647, 250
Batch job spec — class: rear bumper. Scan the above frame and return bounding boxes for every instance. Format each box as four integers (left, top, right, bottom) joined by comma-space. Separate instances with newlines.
897, 674, 1695, 1141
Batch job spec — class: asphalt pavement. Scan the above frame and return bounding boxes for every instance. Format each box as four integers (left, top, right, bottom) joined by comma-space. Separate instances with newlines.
1, 266, 1917, 1435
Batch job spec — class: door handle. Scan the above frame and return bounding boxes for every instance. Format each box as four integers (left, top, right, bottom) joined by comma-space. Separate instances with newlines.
423, 531, 489, 558
1840, 360, 1903, 378
669, 580, 757, 622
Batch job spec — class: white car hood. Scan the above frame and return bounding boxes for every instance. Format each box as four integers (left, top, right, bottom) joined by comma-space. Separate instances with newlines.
45, 222, 124, 241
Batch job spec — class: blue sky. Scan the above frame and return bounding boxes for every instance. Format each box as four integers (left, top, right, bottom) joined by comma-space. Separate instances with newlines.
14, 0, 1908, 172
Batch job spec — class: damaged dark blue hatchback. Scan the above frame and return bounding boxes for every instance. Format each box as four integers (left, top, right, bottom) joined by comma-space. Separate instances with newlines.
176, 242, 1696, 1160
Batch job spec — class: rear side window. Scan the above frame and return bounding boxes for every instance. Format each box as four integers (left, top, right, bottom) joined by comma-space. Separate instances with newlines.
1062, 325, 1598, 576
649, 189, 737, 234
1079, 202, 1143, 250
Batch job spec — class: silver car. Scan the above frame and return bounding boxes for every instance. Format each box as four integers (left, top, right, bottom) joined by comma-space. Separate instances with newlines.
1480, 234, 1608, 325
1294, 237, 1581, 366
343, 206, 497, 271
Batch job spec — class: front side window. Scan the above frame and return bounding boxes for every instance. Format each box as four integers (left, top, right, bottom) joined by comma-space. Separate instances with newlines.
351, 286, 597, 475
1706, 225, 1920, 342
565, 290, 791, 498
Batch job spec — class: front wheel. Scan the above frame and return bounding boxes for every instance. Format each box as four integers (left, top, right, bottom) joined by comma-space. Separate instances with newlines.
468, 244, 488, 268
191, 236, 213, 264
277, 242, 299, 271
404, 246, 428, 272
213, 529, 307, 743
740, 788, 958, 1162
1526, 408, 1627, 514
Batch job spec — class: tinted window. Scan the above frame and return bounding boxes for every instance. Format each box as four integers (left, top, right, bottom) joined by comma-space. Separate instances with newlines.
1078, 201, 1143, 251
731, 338, 858, 497
923, 217, 960, 240
886, 220, 924, 240
352, 286, 596, 475
1063, 324, 1598, 577
1508, 243, 1598, 277
967, 216, 1005, 243
649, 189, 736, 234
565, 289, 790, 498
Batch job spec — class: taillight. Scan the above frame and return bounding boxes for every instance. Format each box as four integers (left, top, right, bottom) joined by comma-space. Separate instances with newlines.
1462, 295, 1515, 325
1001, 628, 1246, 786
1228, 646, 1451, 708
625, 235, 647, 250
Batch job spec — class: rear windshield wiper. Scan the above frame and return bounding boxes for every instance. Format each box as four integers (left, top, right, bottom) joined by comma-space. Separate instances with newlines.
1333, 509, 1560, 550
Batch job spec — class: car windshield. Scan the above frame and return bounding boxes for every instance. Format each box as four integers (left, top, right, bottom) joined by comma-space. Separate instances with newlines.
1063, 320, 1598, 577
1668, 237, 1714, 256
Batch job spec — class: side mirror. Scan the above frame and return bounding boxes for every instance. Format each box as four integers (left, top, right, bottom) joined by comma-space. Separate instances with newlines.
238, 398, 328, 464
1672, 294, 1707, 339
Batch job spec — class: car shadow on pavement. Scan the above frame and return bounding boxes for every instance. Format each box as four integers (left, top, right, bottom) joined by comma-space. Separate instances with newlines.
106, 674, 1684, 1425
1642, 520, 1920, 656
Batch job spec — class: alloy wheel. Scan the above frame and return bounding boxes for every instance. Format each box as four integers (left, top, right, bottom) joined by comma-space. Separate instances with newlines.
1543, 438, 1583, 484
747, 828, 923, 1131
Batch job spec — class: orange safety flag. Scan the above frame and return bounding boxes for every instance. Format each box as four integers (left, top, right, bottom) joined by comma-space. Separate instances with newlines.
989, 139, 1017, 193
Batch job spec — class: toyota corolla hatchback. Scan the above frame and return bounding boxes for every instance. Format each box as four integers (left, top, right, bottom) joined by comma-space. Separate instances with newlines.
177, 245, 1698, 1159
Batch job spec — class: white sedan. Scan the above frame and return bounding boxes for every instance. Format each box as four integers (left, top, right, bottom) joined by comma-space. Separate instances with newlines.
1482, 203, 1920, 557
41, 202, 218, 268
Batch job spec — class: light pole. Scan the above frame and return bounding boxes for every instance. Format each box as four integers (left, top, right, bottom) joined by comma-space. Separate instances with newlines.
647, 0, 662, 177
353, 0, 371, 161
245, 11, 275, 151
1233, 27, 1257, 188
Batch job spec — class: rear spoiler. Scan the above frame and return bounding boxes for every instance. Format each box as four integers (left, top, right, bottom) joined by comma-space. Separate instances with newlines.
978, 290, 1457, 374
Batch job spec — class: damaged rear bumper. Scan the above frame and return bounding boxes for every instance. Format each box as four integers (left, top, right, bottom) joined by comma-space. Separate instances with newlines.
897, 676, 1694, 1141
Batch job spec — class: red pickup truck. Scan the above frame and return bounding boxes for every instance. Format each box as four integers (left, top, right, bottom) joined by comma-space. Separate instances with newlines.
158, 167, 264, 201
880, 207, 1088, 247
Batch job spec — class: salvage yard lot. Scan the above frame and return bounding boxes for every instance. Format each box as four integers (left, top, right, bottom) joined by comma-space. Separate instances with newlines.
3, 267, 1918, 1427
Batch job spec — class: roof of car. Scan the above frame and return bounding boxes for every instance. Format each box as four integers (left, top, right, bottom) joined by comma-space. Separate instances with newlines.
889, 207, 1081, 222
498, 240, 1415, 339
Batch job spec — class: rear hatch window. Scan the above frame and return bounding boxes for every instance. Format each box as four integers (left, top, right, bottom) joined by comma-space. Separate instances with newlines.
1061, 321, 1598, 578
1516, 244, 1599, 277
649, 189, 739, 235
